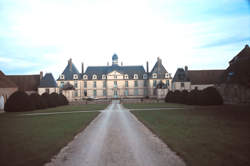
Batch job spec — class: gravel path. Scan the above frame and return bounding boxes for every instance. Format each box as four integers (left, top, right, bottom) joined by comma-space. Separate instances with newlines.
45, 100, 186, 166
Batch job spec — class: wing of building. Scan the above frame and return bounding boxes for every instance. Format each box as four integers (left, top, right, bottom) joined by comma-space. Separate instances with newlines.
56, 54, 172, 101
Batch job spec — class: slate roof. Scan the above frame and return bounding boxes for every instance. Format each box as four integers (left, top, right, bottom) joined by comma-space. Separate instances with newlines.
7, 74, 40, 91
187, 70, 224, 85
85, 65, 146, 80
149, 58, 168, 79
58, 59, 80, 81
0, 71, 17, 88
39, 73, 58, 88
172, 68, 190, 82
220, 44, 250, 87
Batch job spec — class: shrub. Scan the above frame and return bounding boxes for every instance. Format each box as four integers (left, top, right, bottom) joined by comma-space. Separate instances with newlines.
165, 91, 174, 102
41, 93, 54, 108
200, 87, 223, 105
4, 91, 35, 112
29, 93, 48, 109
59, 94, 69, 105
50, 93, 60, 107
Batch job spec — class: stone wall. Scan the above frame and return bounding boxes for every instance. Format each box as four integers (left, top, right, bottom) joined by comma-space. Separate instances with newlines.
216, 84, 250, 104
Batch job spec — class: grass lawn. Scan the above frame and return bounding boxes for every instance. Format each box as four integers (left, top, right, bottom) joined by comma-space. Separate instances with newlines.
123, 102, 187, 109
125, 103, 250, 166
0, 104, 107, 166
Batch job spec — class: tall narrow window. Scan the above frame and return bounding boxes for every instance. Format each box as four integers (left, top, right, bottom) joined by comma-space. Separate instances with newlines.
124, 89, 129, 96
84, 90, 87, 96
74, 81, 78, 88
144, 80, 147, 87
60, 81, 64, 88
103, 90, 107, 96
45, 88, 49, 94
74, 90, 78, 97
84, 81, 87, 88
93, 81, 96, 88
134, 89, 139, 96
134, 80, 138, 87
181, 82, 184, 87
125, 81, 128, 88
93, 90, 97, 97
153, 80, 157, 87
114, 81, 117, 88
103, 81, 107, 88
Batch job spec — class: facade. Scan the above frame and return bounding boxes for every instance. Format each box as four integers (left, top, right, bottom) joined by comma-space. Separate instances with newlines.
0, 71, 18, 109
57, 55, 172, 101
172, 66, 224, 91
38, 73, 59, 95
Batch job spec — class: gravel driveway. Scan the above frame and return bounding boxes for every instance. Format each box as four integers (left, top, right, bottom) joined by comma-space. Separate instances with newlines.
45, 100, 185, 166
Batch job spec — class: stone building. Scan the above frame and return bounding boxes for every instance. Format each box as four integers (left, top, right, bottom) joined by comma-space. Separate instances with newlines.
57, 54, 172, 101
172, 66, 224, 91
0, 71, 18, 109
38, 73, 59, 95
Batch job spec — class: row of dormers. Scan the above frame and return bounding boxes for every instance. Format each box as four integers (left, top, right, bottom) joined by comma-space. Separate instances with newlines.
60, 73, 171, 80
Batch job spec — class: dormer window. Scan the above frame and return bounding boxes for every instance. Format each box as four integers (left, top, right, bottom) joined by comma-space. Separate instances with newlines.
124, 74, 129, 79
92, 74, 97, 80
83, 75, 88, 80
152, 73, 157, 79
165, 73, 169, 78
73, 74, 78, 79
143, 74, 148, 79
60, 74, 64, 79
134, 74, 138, 79
102, 74, 106, 79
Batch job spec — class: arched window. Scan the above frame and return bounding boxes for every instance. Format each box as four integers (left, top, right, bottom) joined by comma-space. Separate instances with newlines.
83, 75, 88, 80
152, 73, 157, 79
143, 74, 148, 79
124, 74, 129, 79
73, 74, 78, 79
102, 74, 106, 79
60, 74, 64, 79
92, 74, 97, 80
134, 74, 138, 79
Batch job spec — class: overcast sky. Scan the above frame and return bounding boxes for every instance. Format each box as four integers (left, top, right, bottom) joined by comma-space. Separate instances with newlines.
0, 0, 249, 78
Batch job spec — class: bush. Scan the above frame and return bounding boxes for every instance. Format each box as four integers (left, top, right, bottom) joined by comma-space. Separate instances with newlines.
4, 91, 35, 112
29, 93, 48, 109
59, 94, 69, 105
165, 87, 223, 105
41, 93, 54, 108
49, 93, 60, 107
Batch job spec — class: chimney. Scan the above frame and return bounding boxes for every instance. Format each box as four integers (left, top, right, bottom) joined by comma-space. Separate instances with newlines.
40, 71, 43, 80
245, 44, 249, 48
68, 58, 72, 71
146, 61, 149, 73
81, 62, 84, 74
107, 62, 109, 66
121, 62, 123, 66
185, 66, 188, 72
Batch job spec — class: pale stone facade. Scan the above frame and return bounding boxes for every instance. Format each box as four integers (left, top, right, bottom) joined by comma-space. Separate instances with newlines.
57, 55, 172, 101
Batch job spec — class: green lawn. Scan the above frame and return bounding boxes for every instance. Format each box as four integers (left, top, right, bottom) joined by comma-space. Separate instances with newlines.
0, 104, 107, 166
123, 102, 187, 109
125, 103, 250, 166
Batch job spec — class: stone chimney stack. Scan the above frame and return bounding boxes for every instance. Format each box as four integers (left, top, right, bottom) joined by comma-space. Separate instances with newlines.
40, 71, 43, 80
121, 62, 123, 66
146, 61, 149, 73
68, 58, 72, 71
107, 62, 109, 66
81, 62, 84, 74
185, 66, 188, 72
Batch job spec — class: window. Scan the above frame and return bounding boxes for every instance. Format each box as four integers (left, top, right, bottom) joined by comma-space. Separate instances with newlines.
114, 75, 117, 79
103, 90, 107, 96
84, 81, 87, 88
124, 74, 129, 79
60, 81, 64, 88
134, 89, 139, 96
74, 90, 78, 97
60, 74, 64, 79
114, 90, 118, 96
92, 74, 97, 80
102, 75, 106, 79
181, 82, 184, 87
114, 81, 117, 88
83, 75, 88, 80
153, 80, 157, 87
144, 89, 148, 96
144, 80, 147, 87
74, 81, 78, 88
134, 80, 138, 87
124, 89, 129, 96
152, 73, 157, 78
45, 88, 49, 94
125, 81, 128, 88
165, 73, 169, 78
73, 74, 78, 79
84, 90, 87, 96
93, 81, 96, 88
134, 74, 138, 79
93, 90, 97, 97
166, 80, 169, 86
143, 74, 148, 79
103, 81, 107, 88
